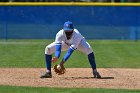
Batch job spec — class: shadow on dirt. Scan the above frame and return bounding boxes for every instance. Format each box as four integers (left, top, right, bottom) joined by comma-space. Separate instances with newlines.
99, 77, 114, 79
64, 76, 114, 80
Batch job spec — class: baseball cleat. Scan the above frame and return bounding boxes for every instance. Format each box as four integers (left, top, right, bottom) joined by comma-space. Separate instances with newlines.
93, 70, 101, 79
40, 72, 52, 78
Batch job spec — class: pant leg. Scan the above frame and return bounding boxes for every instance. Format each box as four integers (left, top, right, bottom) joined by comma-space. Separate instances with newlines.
77, 39, 97, 70
77, 39, 93, 55
45, 41, 69, 55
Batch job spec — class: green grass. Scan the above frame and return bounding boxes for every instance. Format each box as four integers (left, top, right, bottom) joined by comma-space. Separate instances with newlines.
0, 39, 140, 68
0, 39, 140, 92
0, 86, 139, 93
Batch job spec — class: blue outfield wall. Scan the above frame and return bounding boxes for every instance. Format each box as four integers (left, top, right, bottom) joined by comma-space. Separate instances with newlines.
0, 5, 140, 40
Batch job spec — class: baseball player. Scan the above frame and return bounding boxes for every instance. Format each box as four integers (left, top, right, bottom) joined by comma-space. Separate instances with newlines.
40, 21, 101, 78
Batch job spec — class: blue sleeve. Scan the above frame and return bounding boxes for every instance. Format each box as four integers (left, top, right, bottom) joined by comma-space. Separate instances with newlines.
55, 45, 61, 58
62, 47, 74, 62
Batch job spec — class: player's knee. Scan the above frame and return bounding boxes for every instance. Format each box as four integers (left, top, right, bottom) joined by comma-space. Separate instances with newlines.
86, 48, 93, 55
45, 46, 52, 55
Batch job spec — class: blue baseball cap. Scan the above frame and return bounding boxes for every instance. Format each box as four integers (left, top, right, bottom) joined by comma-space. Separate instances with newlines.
63, 21, 74, 31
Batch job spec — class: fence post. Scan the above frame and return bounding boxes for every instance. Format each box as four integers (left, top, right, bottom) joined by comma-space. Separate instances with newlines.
4, 6, 8, 41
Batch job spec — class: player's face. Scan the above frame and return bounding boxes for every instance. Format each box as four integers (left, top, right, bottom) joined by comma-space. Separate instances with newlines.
64, 30, 73, 40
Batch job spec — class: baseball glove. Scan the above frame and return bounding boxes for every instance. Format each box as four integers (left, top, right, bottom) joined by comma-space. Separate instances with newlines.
53, 64, 66, 75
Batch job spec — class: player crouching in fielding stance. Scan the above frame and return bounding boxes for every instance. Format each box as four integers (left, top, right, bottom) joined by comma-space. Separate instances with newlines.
40, 21, 101, 78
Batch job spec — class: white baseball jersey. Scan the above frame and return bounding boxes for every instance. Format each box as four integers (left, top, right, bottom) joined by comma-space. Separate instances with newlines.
55, 29, 84, 50
45, 28, 93, 55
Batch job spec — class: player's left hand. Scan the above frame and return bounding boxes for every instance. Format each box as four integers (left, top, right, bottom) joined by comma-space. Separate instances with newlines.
52, 57, 58, 63
53, 64, 66, 75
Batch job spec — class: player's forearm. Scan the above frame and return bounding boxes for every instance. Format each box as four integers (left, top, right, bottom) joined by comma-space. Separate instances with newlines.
55, 45, 61, 58
62, 47, 74, 62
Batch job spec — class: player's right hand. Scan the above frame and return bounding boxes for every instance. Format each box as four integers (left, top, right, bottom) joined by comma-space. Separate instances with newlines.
52, 57, 58, 63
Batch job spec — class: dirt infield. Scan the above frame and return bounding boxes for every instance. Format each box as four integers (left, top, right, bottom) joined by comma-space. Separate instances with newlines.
0, 68, 139, 89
